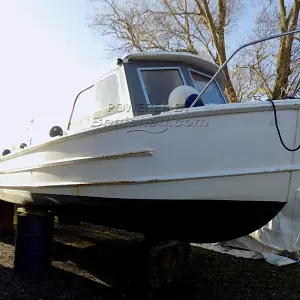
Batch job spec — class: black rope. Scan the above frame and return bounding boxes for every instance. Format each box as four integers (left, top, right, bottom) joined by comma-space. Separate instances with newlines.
267, 99, 300, 152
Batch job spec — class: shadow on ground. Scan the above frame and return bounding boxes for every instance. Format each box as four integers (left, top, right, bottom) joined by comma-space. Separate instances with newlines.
1, 223, 300, 299
0, 263, 121, 300
0, 232, 15, 246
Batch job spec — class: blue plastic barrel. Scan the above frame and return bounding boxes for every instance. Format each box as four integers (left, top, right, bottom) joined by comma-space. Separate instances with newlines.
13, 208, 54, 277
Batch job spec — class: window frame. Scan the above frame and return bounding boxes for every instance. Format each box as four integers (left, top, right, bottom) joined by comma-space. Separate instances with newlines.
137, 66, 187, 107
188, 68, 228, 104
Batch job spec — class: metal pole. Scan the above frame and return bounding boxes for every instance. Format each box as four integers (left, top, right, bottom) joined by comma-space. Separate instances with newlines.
190, 28, 300, 107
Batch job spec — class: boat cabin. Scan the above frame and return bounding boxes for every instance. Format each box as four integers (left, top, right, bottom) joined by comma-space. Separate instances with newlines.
67, 52, 227, 131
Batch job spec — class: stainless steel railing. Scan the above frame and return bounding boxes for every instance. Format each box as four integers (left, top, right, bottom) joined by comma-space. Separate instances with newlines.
190, 29, 300, 107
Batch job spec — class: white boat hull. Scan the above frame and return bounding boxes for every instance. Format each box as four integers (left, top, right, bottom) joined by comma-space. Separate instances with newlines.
0, 100, 299, 241
0, 101, 298, 201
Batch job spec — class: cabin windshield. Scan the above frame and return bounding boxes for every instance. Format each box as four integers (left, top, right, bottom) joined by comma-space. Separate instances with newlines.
137, 66, 226, 108
189, 70, 226, 105
138, 68, 185, 106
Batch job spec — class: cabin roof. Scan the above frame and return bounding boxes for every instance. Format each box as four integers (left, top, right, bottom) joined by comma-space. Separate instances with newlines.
122, 51, 226, 89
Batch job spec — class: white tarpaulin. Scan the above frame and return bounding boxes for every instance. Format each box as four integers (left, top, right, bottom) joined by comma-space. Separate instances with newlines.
223, 197, 300, 265
192, 243, 297, 266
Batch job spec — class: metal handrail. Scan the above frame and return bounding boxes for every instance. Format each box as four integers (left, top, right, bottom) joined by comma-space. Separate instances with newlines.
190, 28, 300, 107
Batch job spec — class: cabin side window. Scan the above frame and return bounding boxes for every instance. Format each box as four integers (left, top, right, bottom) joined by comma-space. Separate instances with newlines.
138, 68, 185, 106
189, 70, 226, 105
95, 74, 120, 112
69, 74, 120, 129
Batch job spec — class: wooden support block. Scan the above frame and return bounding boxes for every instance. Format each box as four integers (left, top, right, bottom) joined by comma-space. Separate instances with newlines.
144, 241, 192, 288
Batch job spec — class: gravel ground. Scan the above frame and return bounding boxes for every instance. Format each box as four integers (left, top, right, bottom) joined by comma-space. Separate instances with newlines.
0, 223, 300, 299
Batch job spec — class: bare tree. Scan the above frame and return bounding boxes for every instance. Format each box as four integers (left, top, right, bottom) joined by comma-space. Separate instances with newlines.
231, 0, 300, 101
89, 0, 300, 103
88, 0, 244, 102
272, 0, 300, 99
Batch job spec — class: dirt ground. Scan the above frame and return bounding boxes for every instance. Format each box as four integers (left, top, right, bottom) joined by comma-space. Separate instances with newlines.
0, 223, 300, 300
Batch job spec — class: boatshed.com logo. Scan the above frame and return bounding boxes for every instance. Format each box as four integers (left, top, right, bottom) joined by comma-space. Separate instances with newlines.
92, 116, 210, 135
89, 104, 211, 133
